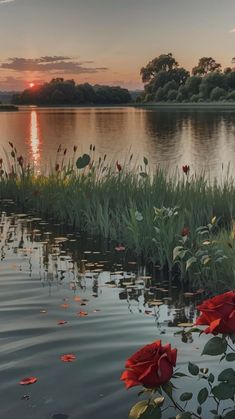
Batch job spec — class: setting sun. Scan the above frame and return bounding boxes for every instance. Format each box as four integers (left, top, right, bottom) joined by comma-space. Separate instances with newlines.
29, 82, 35, 88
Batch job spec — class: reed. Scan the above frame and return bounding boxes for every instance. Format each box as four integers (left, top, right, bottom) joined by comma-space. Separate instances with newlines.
1, 143, 235, 289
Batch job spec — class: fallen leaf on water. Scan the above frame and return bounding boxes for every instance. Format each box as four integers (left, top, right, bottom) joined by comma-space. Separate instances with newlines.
60, 354, 76, 362
78, 311, 88, 317
60, 304, 69, 309
80, 302, 87, 306
57, 320, 68, 325
21, 394, 30, 400
19, 377, 37, 385
74, 296, 81, 302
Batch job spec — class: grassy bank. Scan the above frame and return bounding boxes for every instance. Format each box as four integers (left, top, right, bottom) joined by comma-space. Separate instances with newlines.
1, 146, 235, 291
134, 101, 235, 110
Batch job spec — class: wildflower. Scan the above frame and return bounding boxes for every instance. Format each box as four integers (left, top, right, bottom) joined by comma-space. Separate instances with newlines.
17, 155, 24, 167
116, 161, 122, 172
181, 227, 190, 236
182, 165, 190, 175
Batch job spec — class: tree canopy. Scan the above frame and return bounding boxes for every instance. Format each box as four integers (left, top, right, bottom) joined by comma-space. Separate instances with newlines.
12, 78, 132, 105
138, 53, 235, 103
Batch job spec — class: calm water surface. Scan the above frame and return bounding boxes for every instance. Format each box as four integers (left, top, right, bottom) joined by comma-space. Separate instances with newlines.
1, 107, 235, 176
0, 205, 231, 419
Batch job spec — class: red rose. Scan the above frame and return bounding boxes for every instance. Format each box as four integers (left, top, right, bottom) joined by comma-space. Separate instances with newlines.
120, 340, 177, 389
195, 291, 235, 335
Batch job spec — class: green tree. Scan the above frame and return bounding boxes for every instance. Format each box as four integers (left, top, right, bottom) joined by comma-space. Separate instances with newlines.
210, 87, 227, 101
140, 53, 178, 83
192, 57, 221, 76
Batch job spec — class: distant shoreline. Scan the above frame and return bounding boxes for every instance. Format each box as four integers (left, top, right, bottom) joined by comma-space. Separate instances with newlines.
134, 101, 235, 110
0, 104, 18, 111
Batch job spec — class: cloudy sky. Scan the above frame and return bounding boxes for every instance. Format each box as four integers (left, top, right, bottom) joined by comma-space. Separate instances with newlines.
0, 0, 235, 90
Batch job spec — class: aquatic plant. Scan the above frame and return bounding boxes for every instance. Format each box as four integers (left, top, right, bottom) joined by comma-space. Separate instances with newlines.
1, 144, 235, 289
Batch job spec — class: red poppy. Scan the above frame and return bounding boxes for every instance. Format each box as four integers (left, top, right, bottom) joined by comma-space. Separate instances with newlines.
116, 161, 122, 172
19, 377, 37, 385
182, 165, 190, 175
181, 227, 190, 236
57, 320, 68, 325
60, 353, 76, 362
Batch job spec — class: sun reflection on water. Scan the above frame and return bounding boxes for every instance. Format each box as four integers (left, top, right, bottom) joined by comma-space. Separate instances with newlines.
30, 110, 41, 169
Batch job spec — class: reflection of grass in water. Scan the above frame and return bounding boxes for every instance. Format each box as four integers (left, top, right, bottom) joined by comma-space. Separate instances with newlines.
1, 144, 235, 291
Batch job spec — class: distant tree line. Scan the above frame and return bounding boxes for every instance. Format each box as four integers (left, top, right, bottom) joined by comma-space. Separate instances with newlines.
12, 78, 132, 105
138, 53, 235, 102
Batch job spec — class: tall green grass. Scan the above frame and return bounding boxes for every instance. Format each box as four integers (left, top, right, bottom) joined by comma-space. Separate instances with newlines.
1, 144, 235, 289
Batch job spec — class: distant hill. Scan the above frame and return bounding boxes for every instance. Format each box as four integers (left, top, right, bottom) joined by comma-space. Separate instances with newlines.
0, 91, 17, 104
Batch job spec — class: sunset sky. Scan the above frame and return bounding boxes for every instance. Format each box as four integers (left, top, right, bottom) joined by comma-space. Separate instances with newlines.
0, 0, 235, 91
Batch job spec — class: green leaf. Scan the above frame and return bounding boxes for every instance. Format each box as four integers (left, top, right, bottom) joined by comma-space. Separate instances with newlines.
226, 353, 235, 362
139, 172, 148, 178
224, 410, 235, 418
218, 368, 235, 384
180, 392, 193, 401
143, 157, 148, 166
76, 154, 91, 169
153, 396, 165, 407
188, 362, 199, 376
173, 246, 184, 261
186, 256, 197, 271
202, 337, 227, 356
173, 372, 188, 378
212, 383, 235, 400
208, 373, 215, 383
197, 406, 202, 415
161, 382, 173, 400
129, 401, 162, 419
176, 413, 192, 419
197, 387, 208, 405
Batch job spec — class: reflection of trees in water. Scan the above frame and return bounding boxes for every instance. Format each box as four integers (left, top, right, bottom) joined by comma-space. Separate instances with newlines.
145, 110, 184, 142
189, 111, 222, 142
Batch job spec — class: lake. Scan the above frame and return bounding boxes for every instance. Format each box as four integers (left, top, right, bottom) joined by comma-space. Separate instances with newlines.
0, 207, 232, 419
1, 106, 235, 176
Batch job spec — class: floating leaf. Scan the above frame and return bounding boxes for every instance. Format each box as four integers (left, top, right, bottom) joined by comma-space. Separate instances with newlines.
19, 377, 37, 385
76, 154, 91, 169
78, 311, 88, 317
60, 354, 76, 362
57, 320, 68, 325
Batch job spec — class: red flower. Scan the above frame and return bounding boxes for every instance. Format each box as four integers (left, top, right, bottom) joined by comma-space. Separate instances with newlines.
182, 165, 190, 175
116, 161, 122, 172
60, 353, 76, 362
120, 340, 177, 389
19, 377, 37, 385
55, 163, 60, 172
17, 155, 24, 167
195, 291, 235, 335
181, 227, 190, 237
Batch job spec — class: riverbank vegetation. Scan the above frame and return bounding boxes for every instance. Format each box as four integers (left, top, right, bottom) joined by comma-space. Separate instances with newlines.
11, 78, 131, 105
1, 144, 235, 291
139, 53, 235, 103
